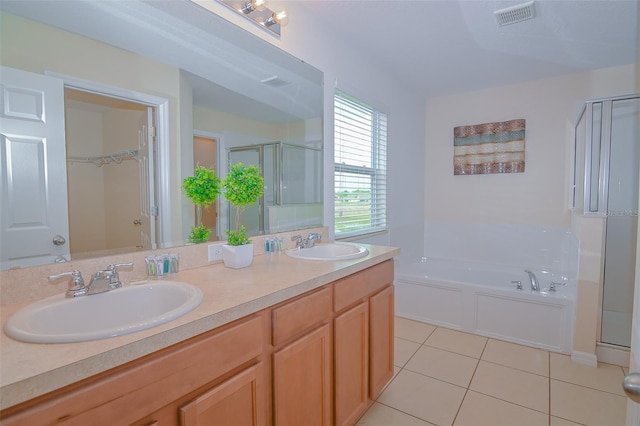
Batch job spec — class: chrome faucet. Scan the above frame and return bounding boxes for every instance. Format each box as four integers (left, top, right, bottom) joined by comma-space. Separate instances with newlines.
524, 269, 540, 292
86, 263, 133, 295
291, 233, 322, 249
49, 263, 133, 298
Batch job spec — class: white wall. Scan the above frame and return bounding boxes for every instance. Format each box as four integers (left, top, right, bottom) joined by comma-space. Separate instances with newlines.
424, 64, 637, 229
281, 2, 426, 263
193, 1, 427, 264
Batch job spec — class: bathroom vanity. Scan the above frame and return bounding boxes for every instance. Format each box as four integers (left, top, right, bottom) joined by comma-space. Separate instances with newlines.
0, 246, 398, 425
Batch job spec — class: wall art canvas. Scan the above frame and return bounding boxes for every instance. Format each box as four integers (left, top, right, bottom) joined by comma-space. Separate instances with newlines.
453, 119, 525, 175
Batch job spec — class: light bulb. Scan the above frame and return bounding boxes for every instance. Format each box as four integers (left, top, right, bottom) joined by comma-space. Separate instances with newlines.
240, 0, 267, 14
263, 9, 288, 27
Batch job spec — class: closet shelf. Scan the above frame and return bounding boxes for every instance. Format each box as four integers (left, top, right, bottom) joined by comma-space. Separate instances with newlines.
67, 149, 139, 167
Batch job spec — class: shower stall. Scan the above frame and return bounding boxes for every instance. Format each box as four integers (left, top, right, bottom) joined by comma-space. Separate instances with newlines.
573, 94, 640, 348
227, 141, 322, 236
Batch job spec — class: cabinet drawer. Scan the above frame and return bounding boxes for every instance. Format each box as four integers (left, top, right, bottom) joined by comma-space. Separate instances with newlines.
272, 286, 332, 346
334, 260, 394, 312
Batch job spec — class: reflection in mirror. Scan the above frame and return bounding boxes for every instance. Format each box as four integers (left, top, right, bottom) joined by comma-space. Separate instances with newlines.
65, 89, 155, 259
227, 142, 322, 236
0, 0, 323, 270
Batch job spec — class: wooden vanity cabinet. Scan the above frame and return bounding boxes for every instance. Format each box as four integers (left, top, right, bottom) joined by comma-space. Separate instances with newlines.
334, 301, 369, 426
333, 259, 395, 425
0, 313, 267, 426
1, 259, 395, 426
270, 286, 333, 426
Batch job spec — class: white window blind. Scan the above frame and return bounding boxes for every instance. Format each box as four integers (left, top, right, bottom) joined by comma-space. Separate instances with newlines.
334, 90, 387, 237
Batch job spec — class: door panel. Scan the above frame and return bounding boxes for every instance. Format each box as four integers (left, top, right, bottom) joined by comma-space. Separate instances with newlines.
0, 66, 69, 268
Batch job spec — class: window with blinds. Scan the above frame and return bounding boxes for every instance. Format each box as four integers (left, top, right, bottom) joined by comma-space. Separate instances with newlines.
334, 90, 387, 237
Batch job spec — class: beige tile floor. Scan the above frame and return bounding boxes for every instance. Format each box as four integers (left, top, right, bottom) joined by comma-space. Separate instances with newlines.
356, 317, 629, 426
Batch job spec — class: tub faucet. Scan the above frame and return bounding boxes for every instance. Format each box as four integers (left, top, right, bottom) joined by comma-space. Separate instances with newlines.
524, 269, 540, 292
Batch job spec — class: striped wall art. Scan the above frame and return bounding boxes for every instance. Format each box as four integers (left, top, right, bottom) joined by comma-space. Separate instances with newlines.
453, 119, 525, 175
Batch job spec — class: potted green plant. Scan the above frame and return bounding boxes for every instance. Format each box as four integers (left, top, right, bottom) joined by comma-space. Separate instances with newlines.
221, 162, 264, 268
181, 166, 221, 243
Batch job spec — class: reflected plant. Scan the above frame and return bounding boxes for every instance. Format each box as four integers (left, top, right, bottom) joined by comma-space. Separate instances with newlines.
181, 166, 221, 243
223, 162, 264, 246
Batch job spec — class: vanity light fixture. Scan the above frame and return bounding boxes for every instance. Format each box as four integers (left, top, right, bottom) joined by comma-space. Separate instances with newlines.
217, 0, 288, 37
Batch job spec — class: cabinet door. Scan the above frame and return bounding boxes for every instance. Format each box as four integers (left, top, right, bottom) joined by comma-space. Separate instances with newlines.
334, 301, 369, 426
180, 363, 265, 426
273, 324, 331, 426
369, 285, 395, 399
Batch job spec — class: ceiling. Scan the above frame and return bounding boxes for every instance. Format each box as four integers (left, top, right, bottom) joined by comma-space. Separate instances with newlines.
296, 0, 639, 98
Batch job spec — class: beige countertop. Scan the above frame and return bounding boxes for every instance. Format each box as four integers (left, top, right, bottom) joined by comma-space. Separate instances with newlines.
0, 244, 399, 410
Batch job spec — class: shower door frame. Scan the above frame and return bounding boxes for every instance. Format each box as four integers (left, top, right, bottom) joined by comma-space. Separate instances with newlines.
573, 93, 640, 349
574, 93, 639, 216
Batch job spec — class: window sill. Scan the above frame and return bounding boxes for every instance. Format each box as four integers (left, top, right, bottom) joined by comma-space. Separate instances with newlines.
336, 229, 389, 242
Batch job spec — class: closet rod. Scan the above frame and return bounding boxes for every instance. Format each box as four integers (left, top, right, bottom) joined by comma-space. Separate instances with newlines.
67, 149, 139, 167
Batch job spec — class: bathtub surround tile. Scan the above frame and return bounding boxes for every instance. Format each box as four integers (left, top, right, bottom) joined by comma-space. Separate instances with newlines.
355, 402, 433, 426
377, 369, 466, 425
405, 345, 479, 388
453, 390, 548, 426
395, 337, 421, 367
423, 222, 579, 279
481, 338, 549, 376
395, 317, 436, 344
550, 352, 626, 396
425, 327, 487, 358
469, 361, 549, 413
550, 379, 627, 425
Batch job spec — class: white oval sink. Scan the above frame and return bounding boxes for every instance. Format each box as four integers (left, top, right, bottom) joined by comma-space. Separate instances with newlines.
286, 242, 369, 261
4, 280, 203, 344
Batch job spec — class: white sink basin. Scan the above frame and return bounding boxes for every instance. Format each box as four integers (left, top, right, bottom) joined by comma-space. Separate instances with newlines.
286, 242, 369, 261
4, 280, 203, 344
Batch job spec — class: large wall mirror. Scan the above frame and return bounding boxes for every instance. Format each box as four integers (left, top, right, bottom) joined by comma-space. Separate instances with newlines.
0, 0, 323, 270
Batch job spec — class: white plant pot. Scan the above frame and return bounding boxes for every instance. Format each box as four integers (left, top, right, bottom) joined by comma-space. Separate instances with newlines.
222, 243, 254, 269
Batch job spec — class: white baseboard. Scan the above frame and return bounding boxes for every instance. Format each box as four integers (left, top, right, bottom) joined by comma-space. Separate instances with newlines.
596, 344, 630, 367
571, 350, 598, 367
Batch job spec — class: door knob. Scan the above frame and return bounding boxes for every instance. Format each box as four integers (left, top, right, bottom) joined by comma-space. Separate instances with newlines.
52, 235, 66, 246
133, 219, 142, 226
623, 373, 640, 403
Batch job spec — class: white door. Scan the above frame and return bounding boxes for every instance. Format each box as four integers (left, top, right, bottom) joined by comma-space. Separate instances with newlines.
138, 106, 156, 250
0, 66, 69, 269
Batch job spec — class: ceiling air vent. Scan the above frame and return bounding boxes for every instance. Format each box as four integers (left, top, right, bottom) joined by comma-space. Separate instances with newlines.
494, 1, 536, 27
260, 76, 291, 87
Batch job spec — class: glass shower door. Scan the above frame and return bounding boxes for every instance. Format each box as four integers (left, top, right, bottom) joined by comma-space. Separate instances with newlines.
601, 97, 640, 347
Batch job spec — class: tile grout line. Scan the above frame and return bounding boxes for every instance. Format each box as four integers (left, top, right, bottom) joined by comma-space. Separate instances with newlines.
547, 350, 551, 425
450, 334, 489, 425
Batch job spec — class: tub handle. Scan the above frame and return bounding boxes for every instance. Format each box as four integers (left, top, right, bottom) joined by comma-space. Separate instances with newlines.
511, 280, 523, 290
549, 282, 566, 292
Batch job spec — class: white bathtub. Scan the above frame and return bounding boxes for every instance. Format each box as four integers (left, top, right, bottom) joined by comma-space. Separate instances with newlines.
395, 258, 576, 353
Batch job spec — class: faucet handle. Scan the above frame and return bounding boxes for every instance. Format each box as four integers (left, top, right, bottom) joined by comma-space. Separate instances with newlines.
307, 233, 322, 241
49, 270, 87, 298
105, 262, 133, 289
107, 262, 134, 271
291, 235, 303, 248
